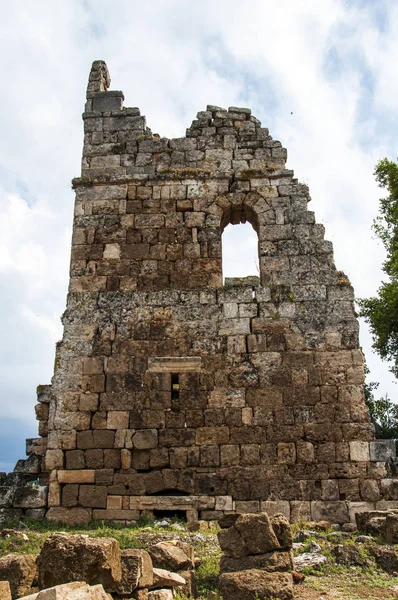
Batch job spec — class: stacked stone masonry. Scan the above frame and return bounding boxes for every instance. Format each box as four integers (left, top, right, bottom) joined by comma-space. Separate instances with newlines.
2, 59, 398, 525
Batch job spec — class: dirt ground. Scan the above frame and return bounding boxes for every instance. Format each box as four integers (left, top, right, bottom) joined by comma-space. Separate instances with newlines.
295, 572, 398, 600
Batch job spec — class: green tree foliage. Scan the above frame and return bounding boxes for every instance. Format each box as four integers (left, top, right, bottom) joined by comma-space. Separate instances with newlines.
359, 158, 398, 376
363, 360, 398, 438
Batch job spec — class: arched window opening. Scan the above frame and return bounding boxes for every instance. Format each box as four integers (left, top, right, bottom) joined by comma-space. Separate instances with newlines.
221, 206, 260, 283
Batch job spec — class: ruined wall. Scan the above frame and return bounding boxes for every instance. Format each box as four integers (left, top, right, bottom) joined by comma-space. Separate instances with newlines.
2, 60, 397, 525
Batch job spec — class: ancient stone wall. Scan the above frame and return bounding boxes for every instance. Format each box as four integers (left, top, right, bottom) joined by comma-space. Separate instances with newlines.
2, 60, 397, 525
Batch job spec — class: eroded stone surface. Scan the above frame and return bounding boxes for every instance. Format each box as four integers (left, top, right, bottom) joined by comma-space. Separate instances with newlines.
0, 554, 37, 599
219, 570, 294, 600
37, 533, 121, 592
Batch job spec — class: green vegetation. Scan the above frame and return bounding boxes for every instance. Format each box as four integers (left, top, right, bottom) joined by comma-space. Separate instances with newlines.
359, 158, 398, 377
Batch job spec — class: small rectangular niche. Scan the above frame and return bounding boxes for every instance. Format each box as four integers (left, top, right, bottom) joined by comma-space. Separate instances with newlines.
171, 373, 180, 402
147, 356, 202, 373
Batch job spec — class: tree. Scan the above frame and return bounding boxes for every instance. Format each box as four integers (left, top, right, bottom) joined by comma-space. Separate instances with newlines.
363, 359, 397, 438
359, 158, 398, 377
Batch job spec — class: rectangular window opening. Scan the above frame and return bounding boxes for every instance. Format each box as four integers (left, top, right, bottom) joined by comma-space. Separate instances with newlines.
171, 373, 180, 409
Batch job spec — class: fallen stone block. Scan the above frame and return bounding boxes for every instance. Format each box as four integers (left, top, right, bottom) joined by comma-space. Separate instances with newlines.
270, 514, 293, 550
0, 581, 11, 600
147, 590, 173, 600
366, 544, 398, 574
219, 570, 294, 600
151, 568, 186, 588
384, 514, 398, 544
176, 570, 196, 598
220, 550, 293, 573
37, 533, 121, 592
148, 542, 192, 572
116, 549, 153, 595
218, 513, 281, 558
16, 581, 109, 599
0, 554, 38, 599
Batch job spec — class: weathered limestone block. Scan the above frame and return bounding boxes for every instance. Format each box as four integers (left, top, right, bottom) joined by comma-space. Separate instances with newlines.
17, 582, 109, 600
37, 533, 121, 592
147, 590, 173, 600
0, 581, 11, 600
13, 486, 47, 509
151, 568, 186, 589
46, 507, 91, 525
148, 542, 192, 572
0, 554, 38, 599
220, 551, 293, 573
384, 514, 398, 544
116, 549, 153, 594
219, 570, 294, 600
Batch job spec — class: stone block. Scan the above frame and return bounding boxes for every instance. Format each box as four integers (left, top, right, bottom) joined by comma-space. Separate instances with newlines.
311, 501, 349, 524
116, 549, 153, 594
79, 485, 107, 508
148, 542, 192, 572
57, 470, 95, 484
218, 513, 280, 557
260, 501, 291, 520
13, 485, 47, 509
349, 441, 370, 462
219, 570, 293, 600
0, 554, 38, 599
19, 582, 110, 599
132, 430, 158, 450
0, 582, 10, 600
220, 550, 292, 573
46, 507, 92, 525
370, 440, 397, 462
37, 533, 122, 592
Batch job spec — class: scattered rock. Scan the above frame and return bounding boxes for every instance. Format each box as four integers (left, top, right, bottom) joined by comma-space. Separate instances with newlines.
292, 571, 305, 584
219, 570, 294, 600
293, 530, 320, 543
155, 520, 170, 528
366, 544, 398, 574
332, 544, 371, 567
308, 541, 322, 553
325, 532, 350, 542
37, 533, 121, 592
1, 529, 29, 541
293, 543, 305, 552
151, 568, 186, 588
342, 523, 357, 533
187, 520, 210, 532
306, 521, 330, 531
294, 552, 327, 572
355, 535, 374, 544
0, 554, 38, 599
171, 523, 185, 532
355, 511, 389, 536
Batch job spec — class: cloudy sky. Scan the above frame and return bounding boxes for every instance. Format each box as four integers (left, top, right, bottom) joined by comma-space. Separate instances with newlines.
0, 0, 397, 471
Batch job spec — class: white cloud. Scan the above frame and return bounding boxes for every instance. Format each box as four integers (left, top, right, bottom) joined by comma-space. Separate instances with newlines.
1, 0, 398, 467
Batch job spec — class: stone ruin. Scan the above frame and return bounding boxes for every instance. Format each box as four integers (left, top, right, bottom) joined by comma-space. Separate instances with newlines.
1, 59, 398, 526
